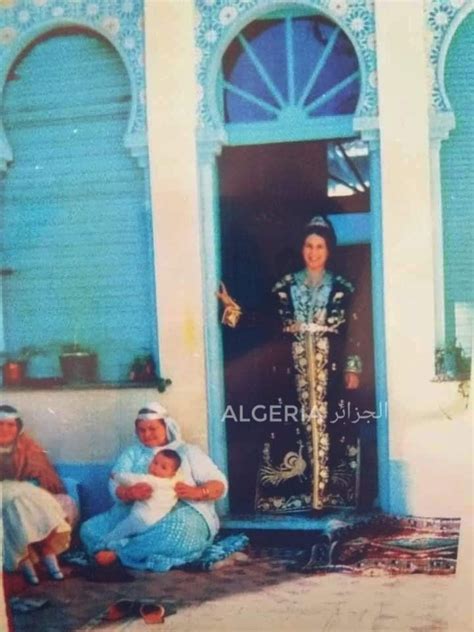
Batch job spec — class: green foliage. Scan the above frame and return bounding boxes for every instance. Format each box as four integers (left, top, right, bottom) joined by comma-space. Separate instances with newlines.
435, 341, 471, 380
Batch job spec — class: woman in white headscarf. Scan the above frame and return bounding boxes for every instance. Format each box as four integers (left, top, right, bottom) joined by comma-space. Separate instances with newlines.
80, 402, 227, 572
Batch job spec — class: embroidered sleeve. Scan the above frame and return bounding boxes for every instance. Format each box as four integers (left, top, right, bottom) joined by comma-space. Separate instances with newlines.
272, 275, 295, 332
341, 279, 363, 374
345, 354, 363, 373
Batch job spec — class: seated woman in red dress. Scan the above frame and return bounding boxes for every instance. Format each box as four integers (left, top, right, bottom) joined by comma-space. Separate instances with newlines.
0, 404, 72, 585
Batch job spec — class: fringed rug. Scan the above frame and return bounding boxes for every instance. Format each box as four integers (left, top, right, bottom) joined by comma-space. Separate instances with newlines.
283, 515, 461, 575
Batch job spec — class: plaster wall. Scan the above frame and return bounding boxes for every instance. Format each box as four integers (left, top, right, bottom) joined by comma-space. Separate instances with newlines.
375, 0, 472, 518
143, 0, 208, 446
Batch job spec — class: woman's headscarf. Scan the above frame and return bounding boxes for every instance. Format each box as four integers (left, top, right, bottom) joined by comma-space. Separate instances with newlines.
0, 404, 23, 432
136, 401, 183, 452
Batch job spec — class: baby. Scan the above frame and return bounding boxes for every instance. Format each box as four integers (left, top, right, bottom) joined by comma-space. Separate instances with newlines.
103, 449, 183, 547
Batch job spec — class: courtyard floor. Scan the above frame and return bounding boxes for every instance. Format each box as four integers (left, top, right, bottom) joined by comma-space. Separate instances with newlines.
9, 549, 473, 632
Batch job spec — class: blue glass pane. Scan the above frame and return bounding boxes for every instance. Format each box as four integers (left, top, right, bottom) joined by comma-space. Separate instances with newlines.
327, 140, 369, 197
224, 15, 360, 124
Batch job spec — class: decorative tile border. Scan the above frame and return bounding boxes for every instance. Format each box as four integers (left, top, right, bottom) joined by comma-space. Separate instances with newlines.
194, 0, 378, 129
0, 0, 147, 167
426, 0, 473, 113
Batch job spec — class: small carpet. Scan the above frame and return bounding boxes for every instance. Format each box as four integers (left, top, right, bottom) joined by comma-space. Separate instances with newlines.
282, 515, 461, 575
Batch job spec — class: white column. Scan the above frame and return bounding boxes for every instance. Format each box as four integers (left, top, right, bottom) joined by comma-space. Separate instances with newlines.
144, 0, 208, 446
375, 0, 471, 522
375, 0, 435, 460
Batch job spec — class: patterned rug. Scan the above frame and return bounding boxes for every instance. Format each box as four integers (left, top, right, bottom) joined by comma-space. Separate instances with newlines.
281, 515, 461, 575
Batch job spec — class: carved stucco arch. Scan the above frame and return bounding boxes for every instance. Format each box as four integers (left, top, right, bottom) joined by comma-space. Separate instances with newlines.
0, 5, 147, 170
437, 0, 473, 113
425, 0, 473, 346
428, 0, 473, 112
195, 0, 379, 146
427, 0, 473, 138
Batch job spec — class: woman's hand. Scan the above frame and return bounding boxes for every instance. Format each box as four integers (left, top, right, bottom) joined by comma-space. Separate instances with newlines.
344, 372, 360, 390
216, 282, 242, 328
216, 283, 234, 307
116, 483, 153, 502
175, 480, 225, 502
174, 482, 202, 501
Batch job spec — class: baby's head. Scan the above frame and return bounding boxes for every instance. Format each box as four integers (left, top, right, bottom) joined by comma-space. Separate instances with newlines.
149, 449, 181, 478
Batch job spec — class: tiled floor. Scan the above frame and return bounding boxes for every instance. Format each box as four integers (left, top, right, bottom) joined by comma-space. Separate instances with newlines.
9, 551, 473, 632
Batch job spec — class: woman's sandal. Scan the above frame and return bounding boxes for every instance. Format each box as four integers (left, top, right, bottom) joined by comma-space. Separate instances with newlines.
102, 600, 167, 623
139, 603, 166, 625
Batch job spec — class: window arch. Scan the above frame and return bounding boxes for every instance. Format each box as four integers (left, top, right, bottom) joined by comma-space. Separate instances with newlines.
222, 15, 360, 125
1, 28, 157, 384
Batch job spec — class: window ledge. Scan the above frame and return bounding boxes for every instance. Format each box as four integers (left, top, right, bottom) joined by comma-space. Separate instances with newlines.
431, 373, 471, 383
1, 380, 166, 392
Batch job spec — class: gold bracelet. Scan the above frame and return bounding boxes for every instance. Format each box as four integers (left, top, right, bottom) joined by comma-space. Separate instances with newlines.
200, 486, 210, 500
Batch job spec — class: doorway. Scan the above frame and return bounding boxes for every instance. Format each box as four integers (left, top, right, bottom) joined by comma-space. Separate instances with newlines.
218, 139, 377, 514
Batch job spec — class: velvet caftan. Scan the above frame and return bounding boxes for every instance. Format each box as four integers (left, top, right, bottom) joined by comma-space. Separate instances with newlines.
255, 270, 362, 513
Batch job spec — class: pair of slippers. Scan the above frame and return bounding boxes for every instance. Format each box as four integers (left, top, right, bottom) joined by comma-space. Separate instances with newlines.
103, 599, 175, 624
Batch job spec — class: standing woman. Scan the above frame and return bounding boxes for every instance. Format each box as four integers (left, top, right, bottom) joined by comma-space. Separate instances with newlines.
218, 216, 362, 513
0, 404, 71, 584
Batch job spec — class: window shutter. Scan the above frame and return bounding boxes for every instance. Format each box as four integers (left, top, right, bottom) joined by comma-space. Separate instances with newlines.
441, 12, 474, 354
1, 30, 157, 382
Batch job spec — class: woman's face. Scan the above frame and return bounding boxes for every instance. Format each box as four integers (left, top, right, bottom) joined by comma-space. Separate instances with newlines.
0, 419, 19, 446
136, 418, 168, 448
302, 234, 329, 272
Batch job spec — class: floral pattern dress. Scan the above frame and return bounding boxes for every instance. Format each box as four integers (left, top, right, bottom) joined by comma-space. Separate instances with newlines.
255, 270, 362, 513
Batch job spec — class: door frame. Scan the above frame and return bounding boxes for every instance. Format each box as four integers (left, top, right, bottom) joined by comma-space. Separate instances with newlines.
195, 3, 390, 519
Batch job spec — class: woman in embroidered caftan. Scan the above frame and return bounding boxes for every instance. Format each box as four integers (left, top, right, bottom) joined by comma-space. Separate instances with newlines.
218, 216, 362, 513
80, 402, 227, 572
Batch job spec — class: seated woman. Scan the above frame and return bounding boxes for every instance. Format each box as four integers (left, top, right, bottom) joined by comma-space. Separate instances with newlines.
80, 402, 227, 572
0, 404, 72, 585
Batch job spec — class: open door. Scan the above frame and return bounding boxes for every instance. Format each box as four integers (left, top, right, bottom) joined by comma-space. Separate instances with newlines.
218, 140, 377, 514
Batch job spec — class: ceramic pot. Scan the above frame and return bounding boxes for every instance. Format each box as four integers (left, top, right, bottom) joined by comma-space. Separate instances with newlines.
2, 361, 27, 386
60, 353, 98, 384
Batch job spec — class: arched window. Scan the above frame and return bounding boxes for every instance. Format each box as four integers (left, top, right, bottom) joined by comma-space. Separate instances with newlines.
439, 12, 473, 374
219, 12, 370, 219
1, 29, 157, 384
223, 15, 360, 125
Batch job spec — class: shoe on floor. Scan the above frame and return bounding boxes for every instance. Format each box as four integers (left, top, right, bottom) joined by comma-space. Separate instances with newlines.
140, 603, 166, 625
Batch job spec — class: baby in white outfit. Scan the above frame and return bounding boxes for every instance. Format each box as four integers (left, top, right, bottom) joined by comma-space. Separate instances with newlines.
103, 449, 183, 547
